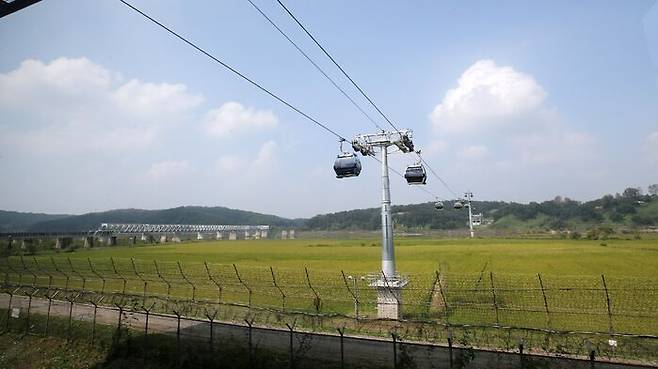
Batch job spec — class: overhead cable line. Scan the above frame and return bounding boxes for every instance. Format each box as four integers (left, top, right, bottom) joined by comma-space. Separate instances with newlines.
245, 0, 385, 132
118, 0, 347, 142
275, 0, 401, 133
368, 155, 444, 201
275, 0, 463, 199
418, 155, 459, 199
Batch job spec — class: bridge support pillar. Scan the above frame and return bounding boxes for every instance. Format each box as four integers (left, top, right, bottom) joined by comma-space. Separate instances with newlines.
197, 232, 204, 240
289, 229, 295, 239
160, 235, 168, 243
244, 230, 250, 240
216, 231, 223, 240
229, 231, 237, 240
281, 230, 288, 239
261, 230, 268, 239
84, 236, 94, 248
55, 237, 63, 249
141, 233, 148, 242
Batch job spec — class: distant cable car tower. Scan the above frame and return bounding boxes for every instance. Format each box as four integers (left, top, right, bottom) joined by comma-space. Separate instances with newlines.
464, 192, 475, 238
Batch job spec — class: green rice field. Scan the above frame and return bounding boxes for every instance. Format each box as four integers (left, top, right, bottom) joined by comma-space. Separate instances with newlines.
2, 236, 658, 338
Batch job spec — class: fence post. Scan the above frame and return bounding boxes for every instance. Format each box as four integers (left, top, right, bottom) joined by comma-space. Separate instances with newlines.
110, 257, 127, 295
286, 322, 296, 369
66, 293, 80, 342
337, 327, 345, 369
304, 267, 321, 313
519, 338, 525, 369
233, 264, 252, 308
45, 290, 60, 336
341, 271, 360, 319
585, 340, 596, 369
88, 258, 106, 294
89, 296, 104, 345
142, 303, 154, 364
33, 257, 53, 289
153, 260, 172, 303
601, 274, 614, 335
489, 272, 499, 325
204, 261, 222, 304
537, 273, 551, 328
173, 309, 182, 368
50, 257, 70, 290
24, 288, 38, 336
67, 258, 86, 291
177, 261, 196, 301
206, 309, 217, 350
391, 332, 399, 369
131, 258, 148, 305
245, 317, 255, 369
437, 271, 450, 326
115, 303, 125, 341
447, 329, 453, 368
270, 266, 286, 311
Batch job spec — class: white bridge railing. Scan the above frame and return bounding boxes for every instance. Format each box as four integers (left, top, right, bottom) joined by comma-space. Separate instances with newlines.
97, 223, 270, 234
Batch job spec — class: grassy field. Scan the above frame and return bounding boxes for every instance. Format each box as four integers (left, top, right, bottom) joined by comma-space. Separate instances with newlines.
2, 236, 658, 339
44, 236, 658, 276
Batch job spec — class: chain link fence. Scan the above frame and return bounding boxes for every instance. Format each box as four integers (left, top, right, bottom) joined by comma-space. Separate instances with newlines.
1, 256, 657, 366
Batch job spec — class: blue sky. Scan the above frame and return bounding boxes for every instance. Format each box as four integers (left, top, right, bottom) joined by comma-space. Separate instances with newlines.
1, 0, 657, 218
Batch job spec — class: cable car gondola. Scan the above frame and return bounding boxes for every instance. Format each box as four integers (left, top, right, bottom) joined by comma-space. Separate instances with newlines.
404, 164, 427, 185
435, 201, 444, 210
334, 152, 362, 178
453, 200, 464, 209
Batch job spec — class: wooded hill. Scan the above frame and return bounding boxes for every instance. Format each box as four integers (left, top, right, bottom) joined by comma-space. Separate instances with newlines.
1, 187, 657, 232
306, 187, 658, 231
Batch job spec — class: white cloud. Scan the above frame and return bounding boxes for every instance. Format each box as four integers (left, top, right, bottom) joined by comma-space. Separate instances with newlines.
112, 79, 203, 116
424, 140, 449, 156
430, 59, 546, 134
644, 131, 658, 163
216, 155, 247, 172
253, 140, 278, 167
204, 102, 278, 138
459, 145, 489, 160
216, 140, 278, 172
146, 160, 192, 180
0, 57, 203, 154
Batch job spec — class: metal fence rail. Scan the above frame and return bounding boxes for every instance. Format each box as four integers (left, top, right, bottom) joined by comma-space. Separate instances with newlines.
1, 256, 657, 365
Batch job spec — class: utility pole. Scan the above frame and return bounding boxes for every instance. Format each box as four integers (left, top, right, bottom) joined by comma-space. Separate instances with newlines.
352, 129, 414, 318
465, 192, 474, 238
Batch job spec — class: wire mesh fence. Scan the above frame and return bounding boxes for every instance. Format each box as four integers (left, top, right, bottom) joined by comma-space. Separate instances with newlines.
1, 256, 657, 366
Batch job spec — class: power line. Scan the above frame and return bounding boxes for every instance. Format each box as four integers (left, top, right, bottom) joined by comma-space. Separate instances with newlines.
275, 0, 401, 133
245, 0, 385, 132
118, 0, 347, 142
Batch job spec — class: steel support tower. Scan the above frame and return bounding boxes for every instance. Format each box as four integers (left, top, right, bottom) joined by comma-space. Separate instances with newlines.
352, 130, 415, 319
